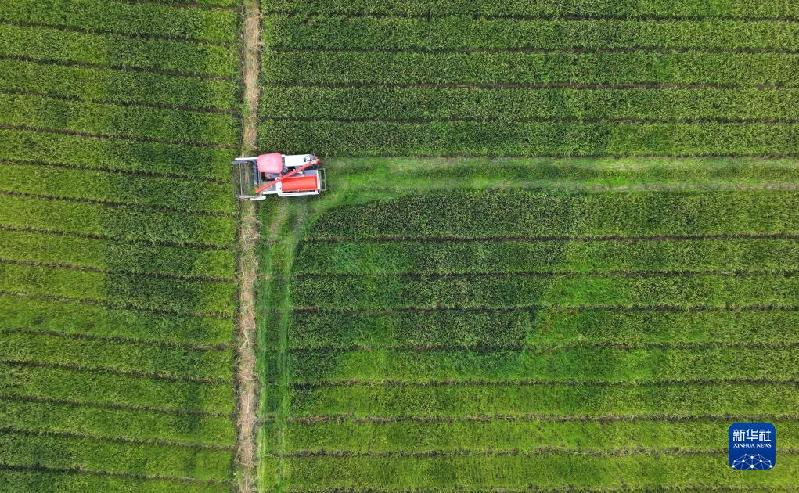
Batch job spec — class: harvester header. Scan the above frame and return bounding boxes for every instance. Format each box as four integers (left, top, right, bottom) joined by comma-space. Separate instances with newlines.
232, 152, 326, 200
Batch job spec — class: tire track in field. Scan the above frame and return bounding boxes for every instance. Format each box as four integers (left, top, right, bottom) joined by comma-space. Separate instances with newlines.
234, 0, 261, 491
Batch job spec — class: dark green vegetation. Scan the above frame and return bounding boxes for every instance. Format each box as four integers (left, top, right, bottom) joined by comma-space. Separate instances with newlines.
0, 0, 241, 490
260, 0, 799, 156
257, 159, 799, 490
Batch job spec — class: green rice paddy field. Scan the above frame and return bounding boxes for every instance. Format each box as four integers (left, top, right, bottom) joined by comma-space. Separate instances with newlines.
256, 0, 799, 491
1, 0, 799, 492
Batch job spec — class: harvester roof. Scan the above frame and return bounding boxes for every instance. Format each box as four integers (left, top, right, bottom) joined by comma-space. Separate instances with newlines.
257, 153, 283, 174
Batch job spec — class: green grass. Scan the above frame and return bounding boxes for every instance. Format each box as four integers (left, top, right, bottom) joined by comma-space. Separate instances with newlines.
257, 157, 799, 491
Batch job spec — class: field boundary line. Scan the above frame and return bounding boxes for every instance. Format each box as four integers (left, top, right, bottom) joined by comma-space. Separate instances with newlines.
304, 232, 799, 244
0, 53, 235, 82
233, 0, 261, 490
0, 327, 228, 352
0, 158, 227, 184
0, 393, 229, 417
0, 224, 232, 250
0, 426, 234, 451
0, 123, 235, 150
0, 358, 231, 385
0, 461, 232, 485
0, 19, 235, 46
281, 413, 799, 425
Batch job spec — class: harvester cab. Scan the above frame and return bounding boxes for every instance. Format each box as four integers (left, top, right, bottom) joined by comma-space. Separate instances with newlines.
232, 152, 326, 200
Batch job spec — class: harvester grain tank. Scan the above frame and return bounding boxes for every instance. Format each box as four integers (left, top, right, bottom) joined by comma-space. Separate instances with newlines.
232, 152, 326, 200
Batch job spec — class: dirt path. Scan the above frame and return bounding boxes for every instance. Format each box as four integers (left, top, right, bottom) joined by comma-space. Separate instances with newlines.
235, 0, 261, 491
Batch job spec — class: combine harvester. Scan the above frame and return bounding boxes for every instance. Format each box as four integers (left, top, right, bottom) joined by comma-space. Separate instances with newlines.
232, 152, 326, 200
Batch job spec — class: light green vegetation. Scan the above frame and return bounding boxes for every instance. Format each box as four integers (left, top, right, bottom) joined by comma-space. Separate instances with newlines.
257, 157, 799, 491
0, 0, 241, 489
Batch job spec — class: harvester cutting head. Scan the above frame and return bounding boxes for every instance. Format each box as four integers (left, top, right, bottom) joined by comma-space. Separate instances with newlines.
232, 152, 326, 200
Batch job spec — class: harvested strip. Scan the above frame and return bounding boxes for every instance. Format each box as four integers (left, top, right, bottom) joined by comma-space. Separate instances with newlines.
266, 16, 799, 51
0, 93, 238, 147
260, 120, 799, 156
0, 128, 232, 179
264, 51, 799, 86
0, 24, 237, 78
0, 0, 238, 43
0, 163, 234, 214
0, 431, 232, 481
0, 331, 232, 381
0, 399, 234, 445
263, 87, 799, 122
0, 364, 234, 414
0, 59, 238, 111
